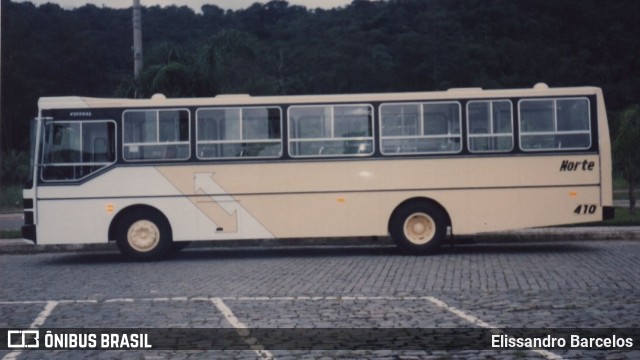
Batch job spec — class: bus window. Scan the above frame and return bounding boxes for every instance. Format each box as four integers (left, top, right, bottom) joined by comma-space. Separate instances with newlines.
519, 98, 591, 151
467, 100, 513, 153
288, 104, 374, 157
41, 120, 116, 181
380, 101, 461, 155
123, 109, 190, 161
196, 107, 282, 159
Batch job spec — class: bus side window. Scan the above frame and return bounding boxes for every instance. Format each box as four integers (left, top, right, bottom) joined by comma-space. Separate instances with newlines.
381, 102, 461, 155
519, 98, 590, 151
289, 104, 373, 158
123, 109, 190, 161
197, 107, 282, 160
467, 100, 513, 153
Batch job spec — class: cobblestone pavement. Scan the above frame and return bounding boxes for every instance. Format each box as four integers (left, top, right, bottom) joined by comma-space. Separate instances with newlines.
1, 240, 639, 359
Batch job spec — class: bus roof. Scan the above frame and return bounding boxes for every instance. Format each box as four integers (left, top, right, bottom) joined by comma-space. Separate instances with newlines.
37, 83, 603, 110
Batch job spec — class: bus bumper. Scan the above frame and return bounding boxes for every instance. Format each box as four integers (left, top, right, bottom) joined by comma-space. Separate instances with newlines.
22, 225, 36, 244
603, 206, 615, 221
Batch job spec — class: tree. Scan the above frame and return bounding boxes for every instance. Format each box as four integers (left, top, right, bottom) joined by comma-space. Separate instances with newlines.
613, 105, 640, 214
147, 62, 193, 97
196, 30, 270, 95
3, 0, 640, 155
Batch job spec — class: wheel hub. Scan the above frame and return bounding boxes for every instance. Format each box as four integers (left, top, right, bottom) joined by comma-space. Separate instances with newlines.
403, 212, 436, 245
127, 220, 160, 252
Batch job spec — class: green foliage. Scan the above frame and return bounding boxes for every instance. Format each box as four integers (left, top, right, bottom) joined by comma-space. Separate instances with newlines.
1, 150, 29, 187
613, 105, 640, 213
197, 30, 262, 95
0, 230, 21, 239
0, 150, 28, 210
143, 62, 193, 97
2, 0, 640, 161
580, 206, 640, 227
0, 185, 22, 211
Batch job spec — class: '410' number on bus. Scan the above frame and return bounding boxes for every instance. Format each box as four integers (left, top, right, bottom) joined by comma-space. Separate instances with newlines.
574, 204, 597, 215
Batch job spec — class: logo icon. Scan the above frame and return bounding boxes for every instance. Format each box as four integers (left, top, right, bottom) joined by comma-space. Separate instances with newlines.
7, 330, 39, 348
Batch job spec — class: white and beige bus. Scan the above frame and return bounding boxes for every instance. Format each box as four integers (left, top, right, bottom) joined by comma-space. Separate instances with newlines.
22, 83, 614, 260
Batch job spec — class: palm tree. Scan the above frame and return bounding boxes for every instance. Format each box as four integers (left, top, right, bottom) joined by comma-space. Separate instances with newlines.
196, 30, 259, 95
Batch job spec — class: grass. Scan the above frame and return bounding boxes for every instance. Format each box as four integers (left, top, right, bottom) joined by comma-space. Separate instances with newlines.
612, 177, 639, 200
595, 207, 640, 226
0, 185, 22, 212
613, 177, 627, 190
1, 185, 23, 239
614, 192, 637, 200
0, 230, 21, 239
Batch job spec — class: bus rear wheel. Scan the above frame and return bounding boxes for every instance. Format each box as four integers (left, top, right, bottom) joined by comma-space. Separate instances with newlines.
116, 211, 172, 261
390, 202, 447, 254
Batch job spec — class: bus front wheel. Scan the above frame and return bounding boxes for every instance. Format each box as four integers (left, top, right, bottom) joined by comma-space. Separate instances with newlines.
115, 211, 172, 261
390, 202, 447, 254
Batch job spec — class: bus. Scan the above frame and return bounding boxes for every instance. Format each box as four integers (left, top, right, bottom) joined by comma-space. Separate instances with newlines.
22, 83, 614, 260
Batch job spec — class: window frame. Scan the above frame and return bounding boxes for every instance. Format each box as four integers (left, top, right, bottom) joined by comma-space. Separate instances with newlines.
466, 99, 514, 153
40, 119, 117, 182
379, 101, 462, 155
518, 97, 592, 152
122, 108, 191, 162
195, 106, 283, 160
287, 103, 375, 158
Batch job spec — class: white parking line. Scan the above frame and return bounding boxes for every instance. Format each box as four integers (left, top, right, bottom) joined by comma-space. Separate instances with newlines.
0, 295, 431, 304
424, 296, 495, 328
0, 300, 96, 305
425, 296, 564, 360
1, 295, 568, 359
211, 298, 274, 360
2, 301, 58, 360
30, 301, 58, 328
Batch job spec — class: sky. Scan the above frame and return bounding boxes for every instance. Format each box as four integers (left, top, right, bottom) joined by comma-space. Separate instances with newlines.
14, 0, 354, 12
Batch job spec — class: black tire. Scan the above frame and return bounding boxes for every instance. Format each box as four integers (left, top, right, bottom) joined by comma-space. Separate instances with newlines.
390, 201, 448, 254
115, 211, 172, 261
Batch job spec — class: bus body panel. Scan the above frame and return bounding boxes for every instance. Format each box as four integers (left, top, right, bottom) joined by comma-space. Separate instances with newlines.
32, 154, 603, 244
34, 155, 602, 202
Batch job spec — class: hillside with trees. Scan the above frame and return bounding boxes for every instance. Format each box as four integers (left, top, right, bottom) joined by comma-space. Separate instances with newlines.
2, 0, 640, 184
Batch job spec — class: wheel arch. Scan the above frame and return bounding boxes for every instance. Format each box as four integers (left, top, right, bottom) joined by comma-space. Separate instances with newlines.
388, 197, 452, 234
108, 204, 172, 242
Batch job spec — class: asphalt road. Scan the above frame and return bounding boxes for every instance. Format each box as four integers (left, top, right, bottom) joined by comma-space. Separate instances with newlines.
1, 239, 639, 359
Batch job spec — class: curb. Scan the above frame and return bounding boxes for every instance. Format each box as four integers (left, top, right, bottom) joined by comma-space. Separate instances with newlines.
472, 226, 640, 243
1, 227, 639, 255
